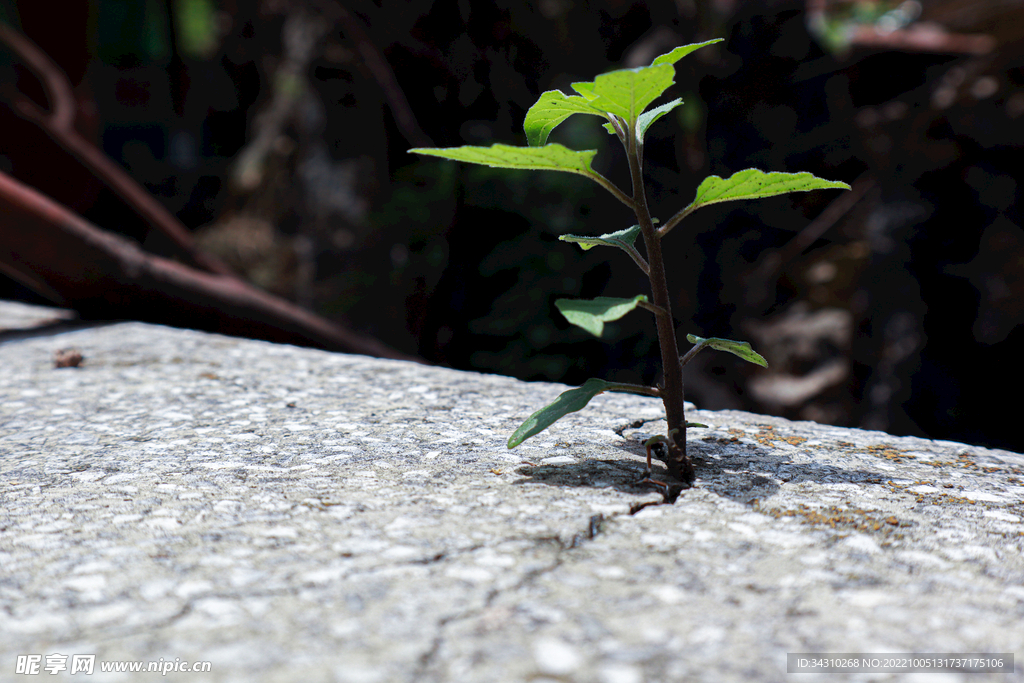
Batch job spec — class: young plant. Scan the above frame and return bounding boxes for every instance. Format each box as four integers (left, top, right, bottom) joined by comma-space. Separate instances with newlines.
411, 39, 849, 484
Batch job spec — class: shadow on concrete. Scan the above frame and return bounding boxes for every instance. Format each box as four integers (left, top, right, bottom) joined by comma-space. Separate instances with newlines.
513, 433, 888, 508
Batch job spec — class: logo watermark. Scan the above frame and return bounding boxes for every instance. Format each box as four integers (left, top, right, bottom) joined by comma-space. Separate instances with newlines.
16, 654, 212, 675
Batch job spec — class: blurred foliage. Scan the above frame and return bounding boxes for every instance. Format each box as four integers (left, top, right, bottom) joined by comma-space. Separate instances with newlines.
96, 0, 171, 65
2, 0, 1022, 452
810, 0, 922, 54
175, 0, 219, 60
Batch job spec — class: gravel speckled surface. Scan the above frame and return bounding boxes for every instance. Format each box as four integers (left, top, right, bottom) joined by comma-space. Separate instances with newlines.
1, 303, 1021, 682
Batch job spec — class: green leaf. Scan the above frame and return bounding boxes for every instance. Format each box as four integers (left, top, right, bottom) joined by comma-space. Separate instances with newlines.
508, 378, 614, 448
650, 38, 724, 67
687, 422, 709, 428
559, 224, 641, 252
686, 334, 768, 368
520, 38, 723, 145
410, 143, 597, 176
555, 295, 648, 337
570, 81, 598, 100
636, 98, 683, 144
584, 64, 675, 126
523, 90, 606, 146
684, 169, 851, 214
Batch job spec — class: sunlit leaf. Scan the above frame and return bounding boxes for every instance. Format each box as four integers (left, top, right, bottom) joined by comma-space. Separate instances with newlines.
650, 38, 724, 67
636, 98, 683, 144
684, 169, 850, 214
587, 64, 675, 125
520, 39, 722, 146
555, 295, 648, 337
523, 90, 605, 146
410, 143, 597, 176
508, 378, 615, 448
559, 224, 641, 252
686, 334, 768, 367
570, 81, 598, 100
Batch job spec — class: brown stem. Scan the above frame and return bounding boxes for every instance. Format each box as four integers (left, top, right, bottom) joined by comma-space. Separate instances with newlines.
624, 124, 693, 483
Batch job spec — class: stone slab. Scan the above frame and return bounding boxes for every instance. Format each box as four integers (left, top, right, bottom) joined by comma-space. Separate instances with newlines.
0, 302, 1021, 682
0, 300, 76, 335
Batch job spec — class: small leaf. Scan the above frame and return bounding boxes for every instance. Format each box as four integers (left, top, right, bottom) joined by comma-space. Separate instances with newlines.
686, 422, 709, 428
508, 378, 614, 448
570, 81, 598, 100
523, 90, 605, 146
686, 334, 768, 368
556, 295, 648, 337
684, 169, 851, 214
559, 224, 641, 252
410, 143, 597, 177
636, 98, 683, 145
587, 64, 675, 125
650, 38, 724, 67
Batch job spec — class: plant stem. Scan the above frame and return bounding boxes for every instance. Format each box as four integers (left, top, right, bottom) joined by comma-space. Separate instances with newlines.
622, 243, 650, 276
657, 203, 695, 239
679, 338, 710, 367
624, 124, 693, 483
586, 170, 635, 210
605, 382, 661, 398
637, 299, 667, 317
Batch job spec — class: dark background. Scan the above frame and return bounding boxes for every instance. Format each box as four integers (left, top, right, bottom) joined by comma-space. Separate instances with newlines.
1, 0, 1021, 452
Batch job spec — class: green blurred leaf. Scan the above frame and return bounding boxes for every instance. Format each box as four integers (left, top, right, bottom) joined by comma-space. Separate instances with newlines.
175, 0, 218, 60
523, 91, 605, 146
684, 169, 851, 214
556, 295, 648, 337
508, 378, 614, 448
650, 38, 724, 67
686, 334, 768, 367
559, 224, 641, 252
636, 98, 683, 145
410, 143, 597, 176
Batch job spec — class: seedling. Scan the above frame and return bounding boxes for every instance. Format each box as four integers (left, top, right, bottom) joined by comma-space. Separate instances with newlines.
411, 39, 849, 484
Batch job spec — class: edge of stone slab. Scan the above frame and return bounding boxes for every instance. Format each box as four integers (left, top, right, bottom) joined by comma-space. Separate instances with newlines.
1, 302, 1019, 462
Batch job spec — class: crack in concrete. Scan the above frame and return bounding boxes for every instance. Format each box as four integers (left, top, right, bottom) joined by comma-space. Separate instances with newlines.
408, 543, 486, 566
613, 418, 661, 438
42, 543, 498, 645
410, 513, 609, 682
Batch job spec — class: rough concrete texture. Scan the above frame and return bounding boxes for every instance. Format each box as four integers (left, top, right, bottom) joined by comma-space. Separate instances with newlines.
1, 302, 1022, 683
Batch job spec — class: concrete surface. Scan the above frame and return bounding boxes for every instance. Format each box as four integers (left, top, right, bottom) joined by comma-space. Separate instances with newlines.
0, 301, 1021, 682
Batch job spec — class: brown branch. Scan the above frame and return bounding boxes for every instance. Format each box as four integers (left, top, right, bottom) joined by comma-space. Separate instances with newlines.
230, 7, 331, 192
0, 22, 235, 277
849, 24, 995, 55
0, 22, 75, 133
744, 174, 874, 308
332, 3, 434, 148
804, 1, 996, 56
0, 170, 420, 362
